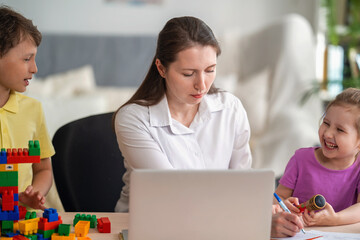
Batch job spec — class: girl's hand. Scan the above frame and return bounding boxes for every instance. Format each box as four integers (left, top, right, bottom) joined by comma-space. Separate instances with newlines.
302, 202, 337, 226
283, 197, 302, 215
19, 185, 46, 210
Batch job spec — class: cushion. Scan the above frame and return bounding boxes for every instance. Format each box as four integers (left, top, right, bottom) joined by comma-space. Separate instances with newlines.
27, 65, 96, 98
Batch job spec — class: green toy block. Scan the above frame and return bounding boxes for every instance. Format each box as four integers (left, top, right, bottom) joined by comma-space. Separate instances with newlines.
1, 220, 13, 234
28, 140, 40, 156
73, 213, 97, 228
26, 234, 38, 240
0, 171, 18, 187
38, 228, 56, 239
25, 211, 37, 220
58, 224, 71, 236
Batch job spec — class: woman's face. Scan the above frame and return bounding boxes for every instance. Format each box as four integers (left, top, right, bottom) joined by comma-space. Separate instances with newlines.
156, 45, 217, 109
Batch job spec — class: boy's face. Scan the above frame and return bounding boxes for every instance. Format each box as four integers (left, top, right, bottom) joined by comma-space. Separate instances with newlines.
0, 37, 38, 93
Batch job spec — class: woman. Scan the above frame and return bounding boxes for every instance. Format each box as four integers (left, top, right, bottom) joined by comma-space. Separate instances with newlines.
113, 16, 303, 238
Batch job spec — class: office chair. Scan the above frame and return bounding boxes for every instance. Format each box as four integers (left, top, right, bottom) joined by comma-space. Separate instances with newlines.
52, 112, 125, 212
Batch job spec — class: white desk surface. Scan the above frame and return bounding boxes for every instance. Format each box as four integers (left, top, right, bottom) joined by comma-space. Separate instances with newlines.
57, 212, 360, 239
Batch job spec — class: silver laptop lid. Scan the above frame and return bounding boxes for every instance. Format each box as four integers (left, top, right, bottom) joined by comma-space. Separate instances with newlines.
128, 169, 274, 240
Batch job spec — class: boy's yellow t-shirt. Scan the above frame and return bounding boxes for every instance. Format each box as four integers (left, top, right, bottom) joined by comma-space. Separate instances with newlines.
0, 91, 62, 210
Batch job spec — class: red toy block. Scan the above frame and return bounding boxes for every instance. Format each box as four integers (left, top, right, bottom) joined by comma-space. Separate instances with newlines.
19, 206, 27, 219
38, 216, 62, 231
2, 190, 14, 211
0, 186, 18, 195
6, 148, 40, 164
97, 217, 111, 233
13, 235, 30, 240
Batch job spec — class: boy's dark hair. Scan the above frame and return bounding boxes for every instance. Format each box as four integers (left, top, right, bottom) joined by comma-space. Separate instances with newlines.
0, 5, 42, 57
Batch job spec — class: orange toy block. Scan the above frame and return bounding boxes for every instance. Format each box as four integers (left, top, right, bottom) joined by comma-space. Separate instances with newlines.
77, 237, 92, 240
51, 233, 76, 240
74, 221, 90, 237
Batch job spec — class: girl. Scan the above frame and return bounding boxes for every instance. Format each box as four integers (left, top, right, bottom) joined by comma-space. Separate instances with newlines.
275, 88, 360, 226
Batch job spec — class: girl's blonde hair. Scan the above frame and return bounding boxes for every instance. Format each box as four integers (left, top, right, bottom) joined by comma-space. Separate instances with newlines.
324, 88, 360, 134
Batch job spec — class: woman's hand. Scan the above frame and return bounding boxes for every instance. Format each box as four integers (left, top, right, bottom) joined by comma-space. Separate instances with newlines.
271, 211, 304, 238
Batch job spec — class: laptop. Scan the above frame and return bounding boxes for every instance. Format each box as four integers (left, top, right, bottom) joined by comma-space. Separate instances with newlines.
128, 169, 275, 240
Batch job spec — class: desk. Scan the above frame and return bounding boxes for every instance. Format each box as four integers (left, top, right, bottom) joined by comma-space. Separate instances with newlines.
58, 212, 360, 239
57, 212, 129, 240
307, 222, 360, 233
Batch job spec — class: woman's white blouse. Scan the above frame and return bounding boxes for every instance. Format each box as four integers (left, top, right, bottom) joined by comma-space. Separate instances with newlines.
114, 91, 252, 212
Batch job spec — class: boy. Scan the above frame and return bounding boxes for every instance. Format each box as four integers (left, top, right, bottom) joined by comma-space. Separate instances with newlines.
0, 5, 55, 210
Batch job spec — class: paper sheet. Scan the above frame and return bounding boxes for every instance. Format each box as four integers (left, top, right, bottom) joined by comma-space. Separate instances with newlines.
273, 230, 360, 240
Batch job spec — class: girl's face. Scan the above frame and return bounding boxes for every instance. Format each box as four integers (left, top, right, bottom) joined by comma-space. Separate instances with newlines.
318, 104, 360, 162
156, 45, 217, 109
0, 37, 38, 93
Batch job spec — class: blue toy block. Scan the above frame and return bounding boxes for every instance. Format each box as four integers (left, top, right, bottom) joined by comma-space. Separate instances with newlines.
0, 205, 20, 221
5, 232, 18, 237
0, 148, 7, 163
14, 193, 19, 201
43, 208, 58, 222
36, 233, 44, 240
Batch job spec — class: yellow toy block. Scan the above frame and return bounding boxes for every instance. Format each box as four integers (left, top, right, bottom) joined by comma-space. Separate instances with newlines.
13, 222, 19, 233
74, 221, 90, 237
18, 217, 40, 235
51, 233, 75, 240
0, 237, 13, 240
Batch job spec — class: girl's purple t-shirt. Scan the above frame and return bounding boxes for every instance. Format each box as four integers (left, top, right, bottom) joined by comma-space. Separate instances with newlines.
279, 147, 360, 212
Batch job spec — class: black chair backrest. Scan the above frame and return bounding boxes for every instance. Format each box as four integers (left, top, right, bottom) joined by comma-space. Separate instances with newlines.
52, 112, 125, 212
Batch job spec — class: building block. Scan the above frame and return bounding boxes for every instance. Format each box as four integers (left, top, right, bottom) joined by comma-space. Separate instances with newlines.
18, 206, 27, 220
18, 217, 39, 235
38, 216, 62, 231
1, 220, 14, 234
0, 163, 18, 171
13, 221, 19, 232
28, 140, 40, 156
0, 186, 18, 195
97, 217, 111, 233
13, 235, 31, 240
0, 148, 7, 163
6, 148, 40, 164
25, 212, 37, 220
25, 234, 38, 240
74, 221, 89, 237
43, 209, 58, 222
73, 214, 96, 228
50, 233, 75, 240
57, 224, 70, 236
2, 190, 15, 211
0, 171, 18, 187
5, 231, 18, 237
35, 233, 44, 240
77, 237, 92, 240
0, 205, 19, 221
38, 228, 56, 239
